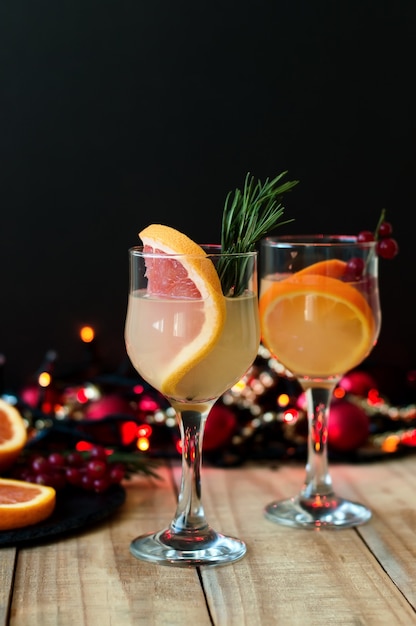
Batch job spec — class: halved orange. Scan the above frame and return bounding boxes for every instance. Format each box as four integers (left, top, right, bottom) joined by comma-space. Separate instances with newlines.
138, 224, 226, 396
0, 399, 28, 472
0, 478, 56, 530
259, 273, 376, 378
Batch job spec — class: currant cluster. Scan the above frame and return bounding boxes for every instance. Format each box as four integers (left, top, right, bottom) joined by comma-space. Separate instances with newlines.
344, 211, 399, 281
11, 445, 126, 493
357, 214, 399, 260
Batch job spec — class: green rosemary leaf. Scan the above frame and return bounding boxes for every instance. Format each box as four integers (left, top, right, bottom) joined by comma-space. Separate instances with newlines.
219, 171, 299, 295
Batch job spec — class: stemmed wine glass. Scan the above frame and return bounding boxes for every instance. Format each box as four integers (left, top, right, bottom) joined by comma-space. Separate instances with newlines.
125, 243, 260, 565
259, 235, 381, 528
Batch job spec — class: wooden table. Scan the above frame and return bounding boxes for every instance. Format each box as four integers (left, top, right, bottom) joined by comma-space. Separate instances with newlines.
2, 454, 416, 625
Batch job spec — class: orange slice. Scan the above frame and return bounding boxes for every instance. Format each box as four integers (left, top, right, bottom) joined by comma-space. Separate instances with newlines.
259, 273, 376, 378
0, 399, 28, 472
139, 224, 226, 396
0, 478, 56, 530
295, 259, 347, 278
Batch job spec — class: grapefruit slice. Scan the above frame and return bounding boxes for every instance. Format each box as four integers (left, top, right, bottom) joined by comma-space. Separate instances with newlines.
0, 478, 56, 530
0, 398, 28, 472
138, 224, 226, 396
259, 273, 376, 378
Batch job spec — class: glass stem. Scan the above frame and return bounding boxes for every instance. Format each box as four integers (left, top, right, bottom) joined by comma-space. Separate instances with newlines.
170, 405, 214, 534
300, 383, 338, 500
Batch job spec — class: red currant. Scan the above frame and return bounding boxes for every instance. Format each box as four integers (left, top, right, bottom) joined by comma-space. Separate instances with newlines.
8, 447, 129, 494
345, 257, 365, 281
88, 445, 108, 461
93, 477, 112, 493
86, 459, 108, 479
378, 221, 393, 238
48, 452, 66, 468
376, 237, 399, 259
66, 467, 83, 486
66, 451, 84, 467
31, 456, 51, 474
357, 230, 374, 242
109, 464, 126, 483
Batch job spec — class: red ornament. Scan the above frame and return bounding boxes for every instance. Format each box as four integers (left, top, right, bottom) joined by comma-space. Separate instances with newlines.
339, 370, 378, 397
20, 385, 41, 408
203, 405, 237, 451
85, 395, 136, 420
328, 399, 369, 452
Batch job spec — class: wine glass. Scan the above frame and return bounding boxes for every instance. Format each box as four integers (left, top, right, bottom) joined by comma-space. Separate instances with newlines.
259, 235, 381, 528
125, 245, 260, 565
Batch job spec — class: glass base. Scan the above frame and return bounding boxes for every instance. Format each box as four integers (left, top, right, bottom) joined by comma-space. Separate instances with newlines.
130, 527, 246, 567
264, 494, 372, 529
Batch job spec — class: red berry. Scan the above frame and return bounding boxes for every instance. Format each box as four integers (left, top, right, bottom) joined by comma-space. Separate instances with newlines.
88, 445, 108, 461
93, 477, 112, 493
31, 456, 51, 474
66, 467, 83, 486
357, 230, 374, 242
345, 257, 365, 281
376, 237, 399, 259
86, 459, 108, 479
81, 473, 95, 490
66, 451, 84, 467
109, 464, 126, 483
48, 452, 66, 468
378, 221, 393, 238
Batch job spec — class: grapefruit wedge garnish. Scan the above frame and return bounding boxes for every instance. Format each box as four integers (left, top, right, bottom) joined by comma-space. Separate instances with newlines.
0, 398, 28, 472
0, 478, 56, 531
139, 224, 226, 397
259, 273, 376, 378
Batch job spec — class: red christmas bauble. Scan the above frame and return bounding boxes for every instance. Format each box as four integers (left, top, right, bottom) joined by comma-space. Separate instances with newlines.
339, 370, 378, 397
85, 395, 136, 420
328, 399, 369, 452
203, 405, 237, 451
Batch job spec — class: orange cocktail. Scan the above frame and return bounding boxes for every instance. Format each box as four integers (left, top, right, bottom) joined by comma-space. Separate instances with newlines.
259, 235, 381, 529
260, 259, 379, 380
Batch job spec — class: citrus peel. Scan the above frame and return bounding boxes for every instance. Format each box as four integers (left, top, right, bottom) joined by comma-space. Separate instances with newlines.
294, 258, 347, 278
138, 224, 226, 397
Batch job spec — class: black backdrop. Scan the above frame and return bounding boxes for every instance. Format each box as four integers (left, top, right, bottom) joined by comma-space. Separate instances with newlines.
1, 1, 415, 396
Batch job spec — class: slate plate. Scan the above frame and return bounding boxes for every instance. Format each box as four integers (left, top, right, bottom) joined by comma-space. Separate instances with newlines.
0, 484, 126, 548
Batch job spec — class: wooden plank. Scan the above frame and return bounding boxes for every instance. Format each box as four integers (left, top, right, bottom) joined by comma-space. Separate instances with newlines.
0, 547, 16, 626
6, 456, 416, 625
9, 466, 212, 626
195, 462, 416, 625
348, 456, 416, 611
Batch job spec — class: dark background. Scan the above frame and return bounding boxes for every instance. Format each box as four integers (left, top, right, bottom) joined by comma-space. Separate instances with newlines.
1, 1, 415, 399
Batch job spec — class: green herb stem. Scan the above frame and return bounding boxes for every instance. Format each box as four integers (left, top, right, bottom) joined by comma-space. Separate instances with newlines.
219, 171, 299, 295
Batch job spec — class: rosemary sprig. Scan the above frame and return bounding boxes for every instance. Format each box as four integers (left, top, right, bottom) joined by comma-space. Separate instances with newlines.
218, 171, 299, 295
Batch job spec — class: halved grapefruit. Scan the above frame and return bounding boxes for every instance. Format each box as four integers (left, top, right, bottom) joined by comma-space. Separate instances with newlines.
138, 224, 226, 396
0, 478, 56, 530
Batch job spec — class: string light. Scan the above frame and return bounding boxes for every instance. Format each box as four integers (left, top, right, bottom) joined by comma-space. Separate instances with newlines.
38, 372, 51, 387
80, 326, 95, 343
6, 338, 415, 464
